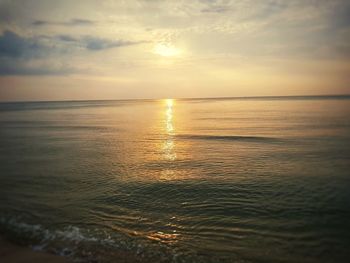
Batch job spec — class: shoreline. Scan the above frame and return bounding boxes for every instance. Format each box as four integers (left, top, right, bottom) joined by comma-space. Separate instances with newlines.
0, 236, 70, 263
0, 234, 152, 263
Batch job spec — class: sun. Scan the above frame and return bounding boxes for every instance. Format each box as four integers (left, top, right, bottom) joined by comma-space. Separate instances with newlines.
154, 43, 181, 57
165, 98, 173, 108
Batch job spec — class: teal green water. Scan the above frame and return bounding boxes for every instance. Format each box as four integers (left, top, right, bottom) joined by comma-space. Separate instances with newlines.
0, 96, 350, 262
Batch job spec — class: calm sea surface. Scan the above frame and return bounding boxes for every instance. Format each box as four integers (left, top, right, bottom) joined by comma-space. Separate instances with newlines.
0, 96, 349, 263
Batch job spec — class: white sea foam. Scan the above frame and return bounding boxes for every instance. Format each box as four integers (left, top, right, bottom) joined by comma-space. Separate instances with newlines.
0, 216, 200, 263
1, 216, 105, 245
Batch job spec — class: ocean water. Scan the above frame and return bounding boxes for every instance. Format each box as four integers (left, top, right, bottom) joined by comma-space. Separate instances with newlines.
0, 96, 349, 263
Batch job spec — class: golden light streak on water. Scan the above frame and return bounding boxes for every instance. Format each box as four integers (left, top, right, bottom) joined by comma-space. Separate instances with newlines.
163, 99, 176, 162
165, 99, 174, 135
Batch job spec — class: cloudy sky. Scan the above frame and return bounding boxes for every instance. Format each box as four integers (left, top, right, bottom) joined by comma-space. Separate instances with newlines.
0, 0, 349, 101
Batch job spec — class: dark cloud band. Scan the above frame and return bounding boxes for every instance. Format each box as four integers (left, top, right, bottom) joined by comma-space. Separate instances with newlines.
32, 18, 96, 27
0, 30, 147, 75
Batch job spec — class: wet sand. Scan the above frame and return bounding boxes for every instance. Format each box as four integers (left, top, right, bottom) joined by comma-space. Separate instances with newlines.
0, 237, 70, 263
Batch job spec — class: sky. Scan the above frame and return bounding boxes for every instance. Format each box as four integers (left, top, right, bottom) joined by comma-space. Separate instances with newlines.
0, 0, 349, 101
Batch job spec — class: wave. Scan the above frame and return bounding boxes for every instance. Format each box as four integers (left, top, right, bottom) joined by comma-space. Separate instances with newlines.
0, 216, 132, 261
0, 216, 110, 244
175, 134, 278, 142
0, 216, 198, 263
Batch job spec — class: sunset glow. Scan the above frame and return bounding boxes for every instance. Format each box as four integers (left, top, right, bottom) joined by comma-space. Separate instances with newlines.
154, 43, 181, 57
0, 1, 349, 261
0, 1, 349, 101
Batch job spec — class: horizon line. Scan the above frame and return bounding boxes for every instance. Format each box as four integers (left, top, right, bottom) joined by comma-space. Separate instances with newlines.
1, 94, 350, 104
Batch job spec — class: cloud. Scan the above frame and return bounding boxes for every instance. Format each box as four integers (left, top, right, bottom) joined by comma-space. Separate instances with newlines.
57, 35, 76, 42
0, 30, 63, 75
57, 34, 147, 50
1, 0, 349, 97
32, 20, 47, 26
0, 59, 72, 76
0, 30, 146, 75
329, 2, 350, 29
0, 30, 44, 58
83, 37, 144, 50
201, 5, 230, 13
0, 30, 145, 57
32, 18, 96, 27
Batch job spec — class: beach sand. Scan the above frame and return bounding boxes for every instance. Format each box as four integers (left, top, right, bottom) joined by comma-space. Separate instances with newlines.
0, 237, 70, 263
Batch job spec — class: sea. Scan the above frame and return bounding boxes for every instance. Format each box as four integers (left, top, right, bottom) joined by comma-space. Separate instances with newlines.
0, 96, 349, 263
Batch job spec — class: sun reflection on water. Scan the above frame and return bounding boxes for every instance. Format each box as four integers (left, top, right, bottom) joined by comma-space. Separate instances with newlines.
147, 231, 180, 244
166, 99, 174, 135
163, 99, 176, 161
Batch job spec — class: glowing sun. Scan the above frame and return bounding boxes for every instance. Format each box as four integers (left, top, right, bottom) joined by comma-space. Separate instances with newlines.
154, 43, 181, 57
